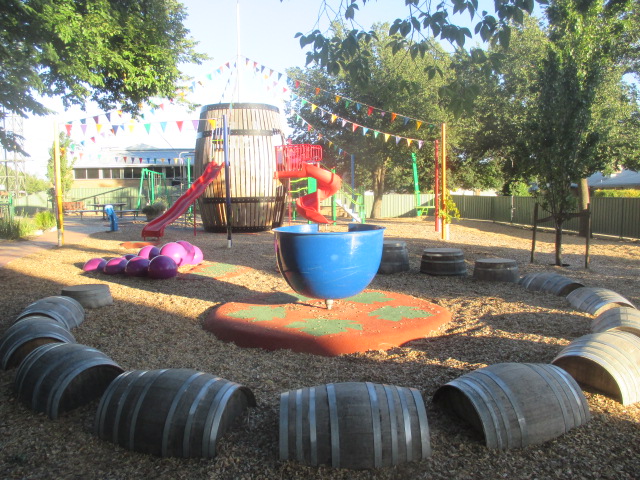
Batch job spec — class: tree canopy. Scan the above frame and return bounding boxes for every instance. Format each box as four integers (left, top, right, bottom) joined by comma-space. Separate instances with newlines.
1, 0, 205, 154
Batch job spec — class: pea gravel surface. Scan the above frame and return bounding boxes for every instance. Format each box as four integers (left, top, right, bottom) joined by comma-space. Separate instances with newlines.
0, 217, 638, 480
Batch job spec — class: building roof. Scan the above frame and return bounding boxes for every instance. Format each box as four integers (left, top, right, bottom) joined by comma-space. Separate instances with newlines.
588, 169, 640, 189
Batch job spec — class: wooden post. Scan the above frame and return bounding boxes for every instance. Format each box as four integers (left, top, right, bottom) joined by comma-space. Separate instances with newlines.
53, 120, 64, 247
531, 203, 538, 263
434, 140, 440, 232
585, 203, 591, 269
441, 123, 448, 240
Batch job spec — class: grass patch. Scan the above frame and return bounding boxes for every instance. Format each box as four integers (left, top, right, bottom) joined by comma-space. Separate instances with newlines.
0, 216, 37, 240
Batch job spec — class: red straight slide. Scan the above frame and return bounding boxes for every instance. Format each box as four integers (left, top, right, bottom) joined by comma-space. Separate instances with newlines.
141, 161, 223, 239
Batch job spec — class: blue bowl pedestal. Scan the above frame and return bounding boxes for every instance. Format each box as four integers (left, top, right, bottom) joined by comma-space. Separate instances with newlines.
273, 224, 385, 309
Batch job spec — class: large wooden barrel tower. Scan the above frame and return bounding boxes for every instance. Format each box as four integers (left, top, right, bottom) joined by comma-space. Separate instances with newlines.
195, 103, 287, 232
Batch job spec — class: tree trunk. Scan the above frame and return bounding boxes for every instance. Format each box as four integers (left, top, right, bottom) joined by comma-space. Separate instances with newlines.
554, 218, 564, 266
578, 178, 590, 237
370, 163, 385, 219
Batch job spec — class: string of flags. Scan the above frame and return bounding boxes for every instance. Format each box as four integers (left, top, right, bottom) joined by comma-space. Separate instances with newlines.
62, 55, 440, 149
291, 98, 427, 149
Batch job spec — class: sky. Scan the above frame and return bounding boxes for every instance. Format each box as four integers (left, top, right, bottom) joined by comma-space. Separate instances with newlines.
19, 0, 501, 178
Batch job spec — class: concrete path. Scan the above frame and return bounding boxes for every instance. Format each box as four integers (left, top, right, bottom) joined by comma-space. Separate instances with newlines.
0, 218, 109, 268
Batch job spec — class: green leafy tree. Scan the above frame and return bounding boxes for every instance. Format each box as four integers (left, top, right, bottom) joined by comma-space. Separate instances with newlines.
46, 133, 76, 200
286, 24, 454, 218
286, 0, 547, 115
1, 0, 205, 154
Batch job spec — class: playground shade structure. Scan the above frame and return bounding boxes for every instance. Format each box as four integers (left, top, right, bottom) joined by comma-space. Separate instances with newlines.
141, 162, 223, 239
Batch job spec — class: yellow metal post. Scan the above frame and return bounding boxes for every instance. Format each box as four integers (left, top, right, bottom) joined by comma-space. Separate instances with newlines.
441, 123, 448, 240
53, 120, 64, 246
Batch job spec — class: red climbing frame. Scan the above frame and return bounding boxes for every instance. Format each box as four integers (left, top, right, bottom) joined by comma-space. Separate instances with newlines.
275, 144, 323, 171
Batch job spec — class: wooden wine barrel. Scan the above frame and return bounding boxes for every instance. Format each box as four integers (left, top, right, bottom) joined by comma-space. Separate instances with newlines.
194, 103, 287, 232
552, 331, 640, 405
16, 296, 85, 329
279, 382, 430, 469
61, 284, 113, 309
377, 241, 410, 274
94, 368, 256, 458
420, 248, 466, 276
566, 287, 635, 316
591, 306, 640, 337
473, 258, 519, 283
433, 363, 590, 450
518, 272, 583, 296
0, 317, 76, 370
14, 343, 123, 419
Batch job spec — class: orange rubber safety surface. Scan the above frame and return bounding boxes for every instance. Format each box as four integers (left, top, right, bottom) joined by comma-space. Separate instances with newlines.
204, 290, 451, 356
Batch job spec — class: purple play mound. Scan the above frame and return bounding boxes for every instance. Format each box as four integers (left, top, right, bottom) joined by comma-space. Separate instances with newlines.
160, 242, 187, 267
176, 241, 196, 265
138, 245, 160, 259
83, 257, 107, 272
125, 256, 150, 277
103, 257, 127, 275
192, 246, 204, 265
148, 255, 178, 279
124, 253, 138, 260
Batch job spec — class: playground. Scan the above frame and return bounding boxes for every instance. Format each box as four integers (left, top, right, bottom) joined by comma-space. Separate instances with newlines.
0, 214, 638, 479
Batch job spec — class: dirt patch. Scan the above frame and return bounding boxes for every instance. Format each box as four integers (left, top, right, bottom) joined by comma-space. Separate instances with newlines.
0, 217, 638, 479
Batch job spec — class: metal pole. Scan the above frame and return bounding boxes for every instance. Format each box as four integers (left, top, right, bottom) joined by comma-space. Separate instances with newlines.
350, 154, 355, 190
411, 152, 420, 218
53, 120, 64, 246
236, 0, 241, 102
531, 203, 539, 263
223, 114, 232, 248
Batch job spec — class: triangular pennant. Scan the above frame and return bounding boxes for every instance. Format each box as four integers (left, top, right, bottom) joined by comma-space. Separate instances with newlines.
207, 119, 217, 128
374, 131, 380, 138
367, 106, 374, 116
144, 123, 151, 134
384, 133, 390, 142
335, 95, 341, 103
406, 138, 412, 146
192, 120, 199, 130
362, 127, 369, 135
391, 113, 397, 122
295, 80, 300, 88
93, 115, 100, 124
315, 87, 320, 95
416, 121, 422, 130
176, 120, 184, 132
395, 136, 401, 144
160, 121, 167, 131
356, 103, 362, 111
96, 124, 103, 133
81, 124, 87, 134
351, 123, 358, 132
311, 104, 318, 112
331, 114, 337, 123
341, 119, 347, 127
65, 123, 72, 135
403, 117, 410, 125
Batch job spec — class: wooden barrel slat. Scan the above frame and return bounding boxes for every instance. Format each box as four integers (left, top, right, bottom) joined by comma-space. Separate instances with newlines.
0, 317, 76, 370
552, 331, 640, 405
591, 306, 640, 337
94, 368, 256, 458
16, 296, 85, 329
279, 382, 430, 470
433, 363, 590, 450
195, 103, 286, 232
473, 258, 519, 283
420, 248, 466, 276
567, 287, 635, 316
378, 241, 410, 274
14, 343, 123, 419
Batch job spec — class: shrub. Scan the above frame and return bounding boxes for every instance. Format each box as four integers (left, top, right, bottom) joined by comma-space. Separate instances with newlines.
593, 189, 640, 198
0, 217, 36, 240
33, 210, 57, 230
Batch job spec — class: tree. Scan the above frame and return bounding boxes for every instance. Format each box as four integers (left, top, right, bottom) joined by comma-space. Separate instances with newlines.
1, 0, 205, 154
46, 133, 76, 200
286, 24, 454, 218
286, 0, 547, 114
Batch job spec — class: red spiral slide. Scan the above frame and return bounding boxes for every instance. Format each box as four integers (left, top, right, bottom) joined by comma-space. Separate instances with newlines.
275, 163, 342, 224
141, 162, 223, 239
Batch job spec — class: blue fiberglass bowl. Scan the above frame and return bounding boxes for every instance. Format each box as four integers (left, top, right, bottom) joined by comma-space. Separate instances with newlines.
273, 223, 385, 300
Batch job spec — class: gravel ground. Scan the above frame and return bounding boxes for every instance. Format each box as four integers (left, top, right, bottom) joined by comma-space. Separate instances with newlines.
0, 217, 638, 480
